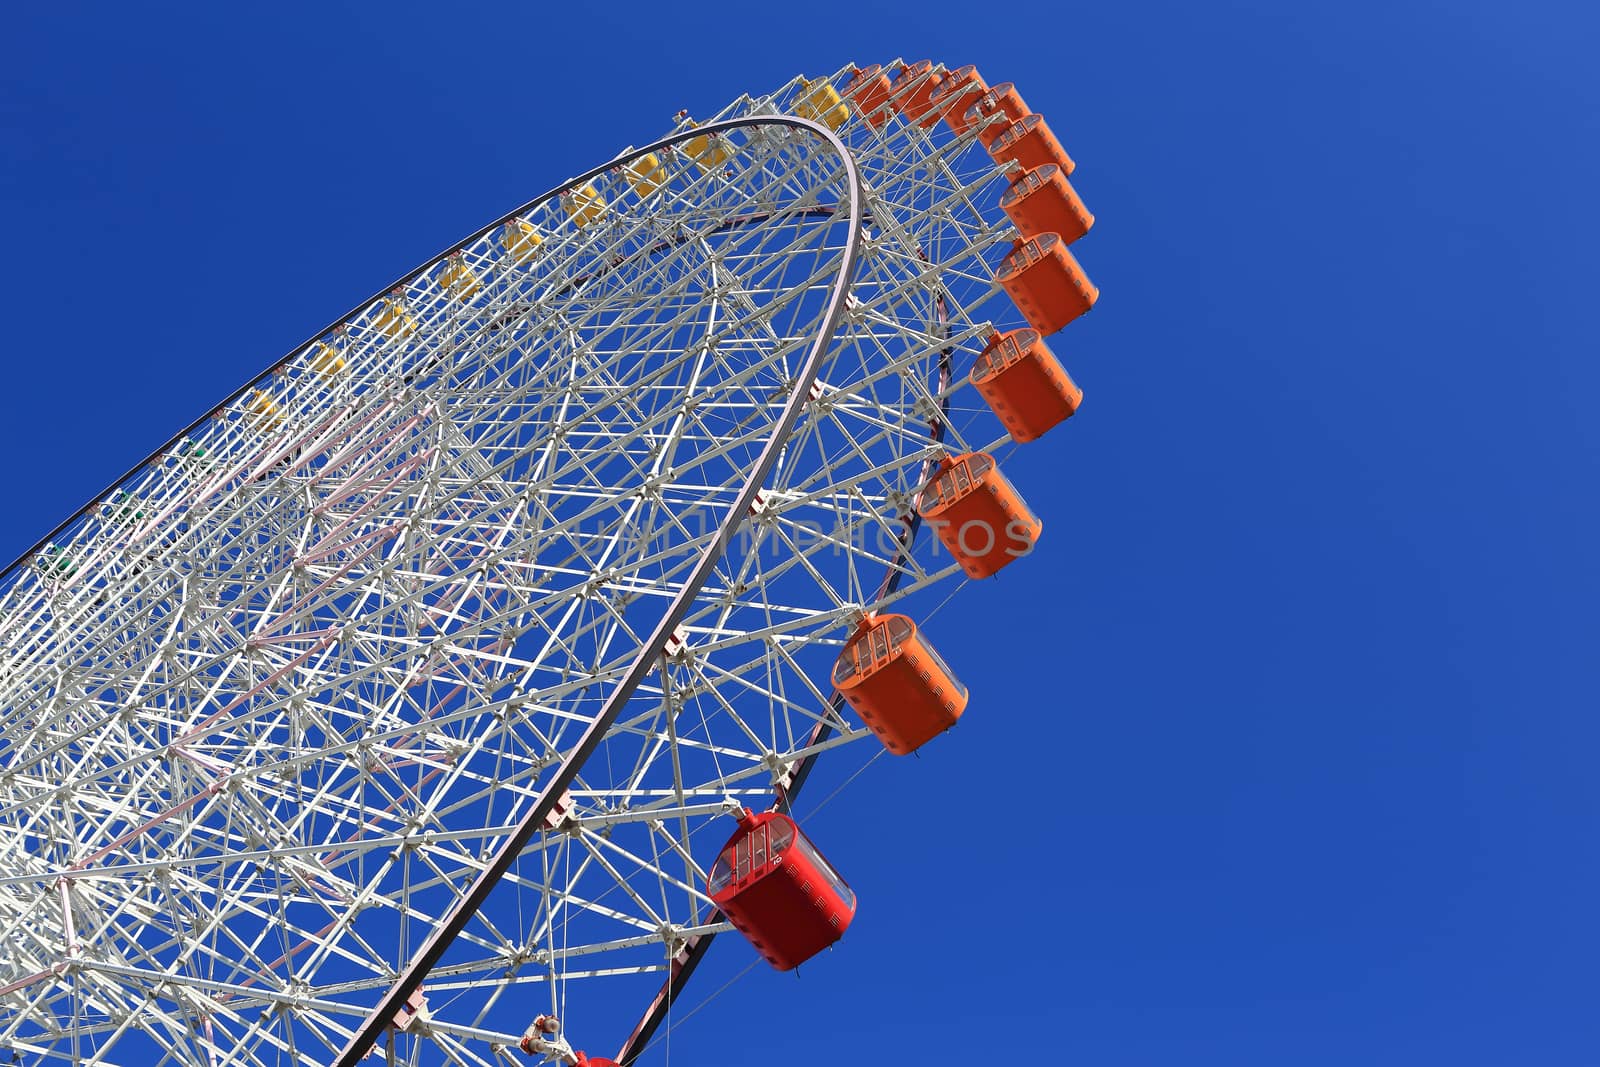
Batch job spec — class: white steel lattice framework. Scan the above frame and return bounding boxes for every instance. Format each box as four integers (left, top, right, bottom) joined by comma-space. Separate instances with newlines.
0, 61, 1063, 1066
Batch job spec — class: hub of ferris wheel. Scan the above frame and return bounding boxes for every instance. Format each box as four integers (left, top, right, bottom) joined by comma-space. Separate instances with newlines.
0, 58, 1100, 1067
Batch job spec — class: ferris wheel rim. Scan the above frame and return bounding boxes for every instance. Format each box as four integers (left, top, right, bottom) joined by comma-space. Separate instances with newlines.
0, 114, 859, 595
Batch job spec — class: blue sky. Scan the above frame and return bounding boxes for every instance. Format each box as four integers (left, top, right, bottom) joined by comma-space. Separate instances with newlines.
3, 2, 1596, 1064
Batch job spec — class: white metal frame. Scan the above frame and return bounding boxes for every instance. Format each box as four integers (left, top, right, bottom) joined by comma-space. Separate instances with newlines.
0, 60, 1030, 1067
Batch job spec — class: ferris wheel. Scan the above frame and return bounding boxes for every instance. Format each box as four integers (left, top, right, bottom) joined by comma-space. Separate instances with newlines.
0, 60, 1099, 1067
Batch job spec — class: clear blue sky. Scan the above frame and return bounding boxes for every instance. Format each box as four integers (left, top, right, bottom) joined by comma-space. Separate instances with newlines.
3, 3, 1596, 1064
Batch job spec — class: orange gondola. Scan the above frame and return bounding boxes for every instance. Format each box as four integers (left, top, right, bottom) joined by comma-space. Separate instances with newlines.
927, 64, 988, 134
843, 64, 894, 128
989, 113, 1075, 177
1000, 164, 1094, 245
833, 613, 968, 755
890, 60, 943, 125
964, 82, 1031, 147
996, 234, 1099, 335
971, 329, 1082, 443
918, 451, 1041, 579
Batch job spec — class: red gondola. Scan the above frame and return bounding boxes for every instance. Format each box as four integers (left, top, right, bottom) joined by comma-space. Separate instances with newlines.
834, 613, 969, 755
708, 810, 856, 971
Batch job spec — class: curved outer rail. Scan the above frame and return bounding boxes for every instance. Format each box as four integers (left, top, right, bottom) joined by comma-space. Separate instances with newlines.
330, 115, 864, 1067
